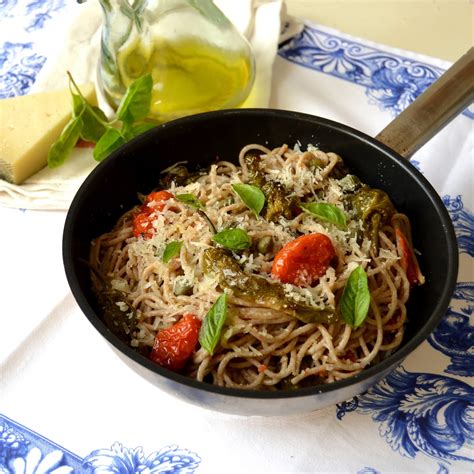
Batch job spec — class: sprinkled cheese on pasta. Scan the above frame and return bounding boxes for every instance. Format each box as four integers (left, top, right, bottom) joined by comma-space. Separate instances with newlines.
90, 143, 423, 389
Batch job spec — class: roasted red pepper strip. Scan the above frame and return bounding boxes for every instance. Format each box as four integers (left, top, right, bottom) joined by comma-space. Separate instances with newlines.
132, 190, 175, 238
271, 233, 336, 286
395, 227, 425, 286
149, 313, 201, 371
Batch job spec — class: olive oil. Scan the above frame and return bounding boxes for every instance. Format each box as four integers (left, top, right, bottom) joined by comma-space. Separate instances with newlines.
107, 36, 254, 122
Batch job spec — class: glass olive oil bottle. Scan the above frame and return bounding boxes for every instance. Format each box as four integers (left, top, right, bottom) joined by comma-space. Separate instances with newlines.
98, 0, 255, 123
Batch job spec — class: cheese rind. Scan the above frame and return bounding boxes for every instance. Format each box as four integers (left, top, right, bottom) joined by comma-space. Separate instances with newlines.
0, 84, 97, 184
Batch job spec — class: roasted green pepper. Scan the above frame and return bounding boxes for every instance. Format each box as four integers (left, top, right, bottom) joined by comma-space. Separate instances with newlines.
159, 164, 203, 189
244, 151, 299, 223
96, 287, 138, 344
348, 186, 396, 251
203, 248, 336, 324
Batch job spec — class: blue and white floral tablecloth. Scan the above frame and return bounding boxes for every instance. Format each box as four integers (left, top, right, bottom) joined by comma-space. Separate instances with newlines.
1, 1, 473, 473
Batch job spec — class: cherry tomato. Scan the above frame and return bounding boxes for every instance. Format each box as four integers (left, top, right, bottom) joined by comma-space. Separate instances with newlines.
149, 313, 201, 371
144, 190, 174, 209
132, 212, 155, 239
132, 190, 175, 238
271, 233, 336, 286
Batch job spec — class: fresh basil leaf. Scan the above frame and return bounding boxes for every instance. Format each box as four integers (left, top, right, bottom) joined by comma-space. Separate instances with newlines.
212, 228, 251, 251
72, 93, 85, 117
162, 240, 183, 263
339, 266, 371, 328
176, 193, 204, 209
80, 104, 108, 143
199, 293, 228, 355
93, 127, 125, 162
71, 86, 108, 143
123, 121, 157, 140
301, 202, 347, 229
116, 73, 153, 124
232, 183, 265, 217
47, 116, 83, 168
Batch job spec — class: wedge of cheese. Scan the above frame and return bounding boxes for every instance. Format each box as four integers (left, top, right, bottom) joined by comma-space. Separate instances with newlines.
0, 84, 97, 184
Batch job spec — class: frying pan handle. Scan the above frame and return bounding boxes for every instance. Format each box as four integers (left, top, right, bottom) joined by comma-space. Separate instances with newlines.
375, 47, 474, 160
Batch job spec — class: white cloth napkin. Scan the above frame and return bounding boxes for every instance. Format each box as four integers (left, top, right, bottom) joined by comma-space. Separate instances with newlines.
0, 0, 283, 210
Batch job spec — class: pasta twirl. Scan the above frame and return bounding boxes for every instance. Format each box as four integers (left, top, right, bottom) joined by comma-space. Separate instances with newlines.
90, 143, 422, 390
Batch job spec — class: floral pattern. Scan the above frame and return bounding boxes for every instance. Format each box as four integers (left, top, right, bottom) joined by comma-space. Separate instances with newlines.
1, 0, 65, 31
23, 0, 66, 32
278, 24, 474, 119
83, 443, 201, 473
428, 282, 474, 377
0, 0, 67, 98
443, 195, 474, 257
0, 41, 45, 97
0, 420, 29, 468
356, 367, 474, 464
0, 415, 201, 474
0, 0, 19, 17
0, 416, 82, 473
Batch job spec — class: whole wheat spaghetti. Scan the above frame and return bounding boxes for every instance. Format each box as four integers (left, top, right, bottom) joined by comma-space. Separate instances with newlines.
90, 143, 423, 390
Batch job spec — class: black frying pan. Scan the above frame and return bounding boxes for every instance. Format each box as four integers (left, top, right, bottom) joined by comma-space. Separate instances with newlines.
63, 49, 473, 416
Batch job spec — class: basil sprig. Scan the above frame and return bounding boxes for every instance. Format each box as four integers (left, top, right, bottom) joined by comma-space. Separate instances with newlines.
116, 74, 153, 124
232, 183, 266, 217
93, 128, 126, 162
47, 116, 83, 168
162, 240, 183, 263
199, 293, 228, 355
48, 72, 156, 168
339, 266, 371, 328
176, 193, 204, 210
212, 228, 251, 251
301, 202, 347, 229
72, 93, 107, 143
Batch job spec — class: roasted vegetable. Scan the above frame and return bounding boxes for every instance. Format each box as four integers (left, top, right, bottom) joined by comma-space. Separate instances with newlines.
393, 217, 425, 286
203, 248, 336, 324
149, 313, 201, 370
271, 233, 336, 287
132, 190, 175, 238
348, 186, 396, 251
244, 151, 299, 222
338, 174, 362, 193
328, 158, 350, 179
96, 287, 138, 344
160, 165, 190, 188
244, 150, 266, 187
86, 259, 138, 344
262, 181, 299, 222
159, 165, 202, 188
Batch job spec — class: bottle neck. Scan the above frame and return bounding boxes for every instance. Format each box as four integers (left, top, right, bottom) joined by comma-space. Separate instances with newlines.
99, 0, 226, 25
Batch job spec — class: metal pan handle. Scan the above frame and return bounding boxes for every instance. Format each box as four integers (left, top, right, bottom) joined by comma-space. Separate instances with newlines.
375, 47, 474, 160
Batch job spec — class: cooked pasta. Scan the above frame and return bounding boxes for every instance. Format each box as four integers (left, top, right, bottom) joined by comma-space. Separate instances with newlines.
90, 143, 423, 390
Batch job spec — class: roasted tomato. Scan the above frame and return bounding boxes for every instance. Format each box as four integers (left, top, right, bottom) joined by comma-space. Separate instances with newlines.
149, 313, 201, 371
271, 233, 336, 286
132, 190, 174, 238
